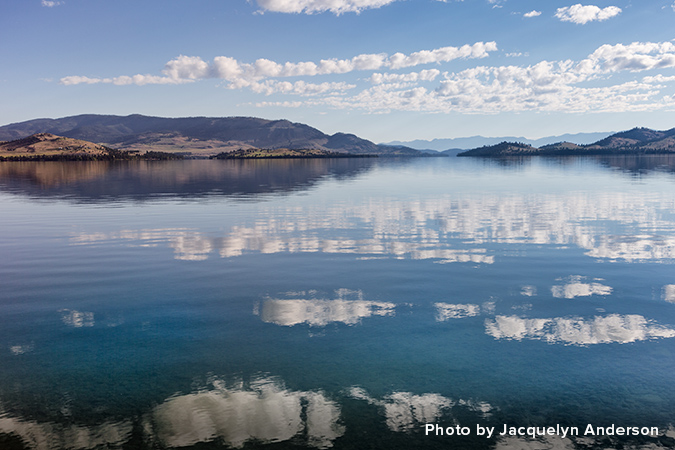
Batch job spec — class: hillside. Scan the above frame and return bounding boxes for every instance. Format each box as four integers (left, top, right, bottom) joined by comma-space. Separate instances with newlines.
0, 133, 111, 156
457, 142, 540, 156
0, 114, 421, 156
458, 127, 675, 157
0, 133, 181, 161
210, 148, 377, 159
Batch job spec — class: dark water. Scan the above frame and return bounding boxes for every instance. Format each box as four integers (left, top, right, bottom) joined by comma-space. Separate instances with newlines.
2, 157, 675, 449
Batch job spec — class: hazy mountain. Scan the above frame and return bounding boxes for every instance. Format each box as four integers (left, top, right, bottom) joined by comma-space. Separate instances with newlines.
458, 127, 675, 157
384, 132, 614, 151
0, 114, 421, 156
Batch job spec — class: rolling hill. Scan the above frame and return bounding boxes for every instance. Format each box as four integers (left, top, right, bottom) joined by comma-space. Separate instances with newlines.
458, 127, 675, 157
0, 114, 421, 156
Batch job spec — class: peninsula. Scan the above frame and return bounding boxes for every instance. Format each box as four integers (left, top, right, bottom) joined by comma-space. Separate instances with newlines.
0, 133, 181, 161
458, 127, 675, 157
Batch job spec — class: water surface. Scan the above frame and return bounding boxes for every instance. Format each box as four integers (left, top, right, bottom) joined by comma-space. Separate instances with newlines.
2, 157, 675, 449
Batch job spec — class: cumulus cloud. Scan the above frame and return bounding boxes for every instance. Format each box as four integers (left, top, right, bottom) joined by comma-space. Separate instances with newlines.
60, 42, 497, 89
555, 4, 621, 24
350, 41, 675, 114
41, 0, 63, 6
302, 41, 675, 115
59, 39, 675, 116
586, 41, 675, 72
369, 69, 441, 85
60, 75, 102, 85
244, 80, 356, 96
523, 10, 541, 18
388, 42, 497, 69
255, 0, 398, 14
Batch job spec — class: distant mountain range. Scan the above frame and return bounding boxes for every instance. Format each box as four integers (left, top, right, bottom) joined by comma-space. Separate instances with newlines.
457, 127, 675, 157
0, 114, 421, 156
384, 132, 614, 153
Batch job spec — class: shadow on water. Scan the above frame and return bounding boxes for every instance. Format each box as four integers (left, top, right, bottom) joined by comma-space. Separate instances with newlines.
0, 159, 384, 203
3, 156, 675, 204
469, 154, 675, 179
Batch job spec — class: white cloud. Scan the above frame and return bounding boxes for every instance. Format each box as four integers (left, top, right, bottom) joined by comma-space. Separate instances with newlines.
369, 69, 441, 85
643, 74, 675, 84
41, 0, 63, 6
244, 80, 356, 96
59, 39, 675, 116
586, 41, 675, 72
255, 0, 397, 14
555, 4, 621, 24
255, 101, 305, 108
60, 75, 103, 85
60, 74, 190, 86
523, 10, 541, 18
331, 41, 675, 114
162, 55, 211, 80
388, 42, 497, 69
60, 42, 497, 88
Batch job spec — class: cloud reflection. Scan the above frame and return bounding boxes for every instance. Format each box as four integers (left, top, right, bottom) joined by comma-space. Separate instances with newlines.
70, 189, 675, 264
551, 276, 612, 299
348, 387, 493, 432
663, 285, 675, 303
72, 226, 494, 263
258, 289, 395, 327
435, 303, 481, 321
0, 414, 131, 450
145, 376, 344, 449
59, 309, 95, 327
485, 314, 675, 345
9, 344, 33, 355
495, 435, 577, 450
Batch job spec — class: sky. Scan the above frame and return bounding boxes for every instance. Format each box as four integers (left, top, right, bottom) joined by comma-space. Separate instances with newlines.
2, 0, 675, 143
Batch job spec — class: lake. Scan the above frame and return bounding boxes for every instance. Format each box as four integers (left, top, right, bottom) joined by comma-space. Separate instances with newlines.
2, 156, 675, 449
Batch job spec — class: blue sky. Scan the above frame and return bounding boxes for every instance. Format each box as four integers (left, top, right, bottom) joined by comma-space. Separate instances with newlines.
2, 0, 675, 142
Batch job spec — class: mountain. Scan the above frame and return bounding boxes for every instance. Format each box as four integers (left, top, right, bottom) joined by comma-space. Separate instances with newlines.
0, 114, 421, 156
458, 127, 675, 157
384, 132, 614, 151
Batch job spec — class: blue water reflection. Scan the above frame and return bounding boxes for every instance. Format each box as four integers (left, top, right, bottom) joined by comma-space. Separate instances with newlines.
2, 157, 675, 449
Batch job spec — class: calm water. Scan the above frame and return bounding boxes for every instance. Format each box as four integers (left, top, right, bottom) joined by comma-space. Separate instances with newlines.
2, 157, 675, 449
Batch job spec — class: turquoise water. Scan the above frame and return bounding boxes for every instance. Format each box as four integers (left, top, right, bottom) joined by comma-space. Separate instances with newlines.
2, 157, 675, 449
